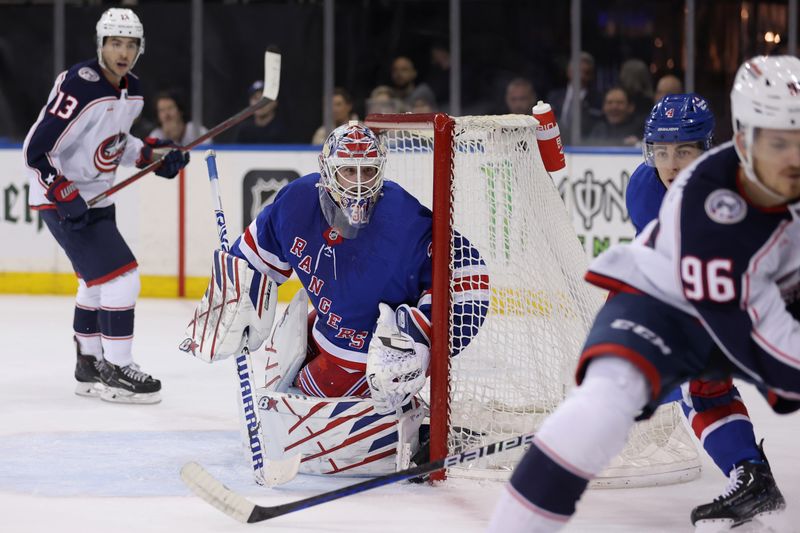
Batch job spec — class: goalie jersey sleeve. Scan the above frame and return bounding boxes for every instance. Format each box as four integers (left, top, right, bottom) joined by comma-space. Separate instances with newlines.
23, 59, 145, 209
587, 142, 800, 399
231, 174, 489, 370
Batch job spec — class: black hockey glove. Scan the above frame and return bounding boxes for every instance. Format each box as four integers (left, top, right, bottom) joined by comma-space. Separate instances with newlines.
45, 175, 89, 230
136, 137, 190, 179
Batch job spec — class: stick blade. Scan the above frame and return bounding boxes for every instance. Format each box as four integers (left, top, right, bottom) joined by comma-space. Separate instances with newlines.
180, 462, 256, 523
262, 453, 302, 487
263, 51, 281, 100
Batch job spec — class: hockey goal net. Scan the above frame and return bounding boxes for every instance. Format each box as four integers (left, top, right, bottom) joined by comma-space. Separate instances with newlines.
364, 113, 700, 487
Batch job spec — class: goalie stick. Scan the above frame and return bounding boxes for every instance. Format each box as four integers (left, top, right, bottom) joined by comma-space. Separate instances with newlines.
87, 50, 281, 207
203, 150, 300, 487
181, 432, 535, 524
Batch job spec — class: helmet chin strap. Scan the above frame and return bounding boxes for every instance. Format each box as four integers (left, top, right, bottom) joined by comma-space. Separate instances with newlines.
735, 127, 789, 204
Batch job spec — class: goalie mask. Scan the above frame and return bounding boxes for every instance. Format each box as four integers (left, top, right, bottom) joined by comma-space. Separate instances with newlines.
318, 122, 387, 238
96, 8, 145, 70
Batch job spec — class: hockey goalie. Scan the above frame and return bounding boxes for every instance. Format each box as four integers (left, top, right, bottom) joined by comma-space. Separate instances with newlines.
181, 122, 488, 478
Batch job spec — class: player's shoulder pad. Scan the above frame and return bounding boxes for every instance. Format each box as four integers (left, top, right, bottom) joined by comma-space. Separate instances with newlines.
270, 173, 320, 205
680, 142, 745, 226
59, 59, 120, 104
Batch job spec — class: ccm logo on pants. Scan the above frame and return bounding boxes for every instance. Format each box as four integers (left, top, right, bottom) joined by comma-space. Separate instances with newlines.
610, 319, 672, 355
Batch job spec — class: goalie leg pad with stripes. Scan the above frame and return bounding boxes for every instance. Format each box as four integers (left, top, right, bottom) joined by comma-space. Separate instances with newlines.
181, 250, 278, 362
255, 388, 424, 477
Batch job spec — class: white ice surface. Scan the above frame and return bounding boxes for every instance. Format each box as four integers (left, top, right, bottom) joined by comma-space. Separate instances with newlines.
0, 295, 798, 532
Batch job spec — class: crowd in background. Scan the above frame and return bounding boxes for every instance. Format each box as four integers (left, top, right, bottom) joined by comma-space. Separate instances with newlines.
0, 1, 790, 147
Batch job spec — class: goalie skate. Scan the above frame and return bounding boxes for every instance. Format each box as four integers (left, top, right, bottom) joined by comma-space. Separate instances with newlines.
97, 360, 162, 404
691, 442, 786, 531
73, 336, 106, 398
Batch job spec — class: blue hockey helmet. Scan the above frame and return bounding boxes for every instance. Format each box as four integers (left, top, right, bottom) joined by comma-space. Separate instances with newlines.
643, 93, 714, 165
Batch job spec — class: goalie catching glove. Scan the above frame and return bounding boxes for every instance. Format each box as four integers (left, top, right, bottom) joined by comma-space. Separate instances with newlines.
366, 303, 431, 415
179, 249, 278, 362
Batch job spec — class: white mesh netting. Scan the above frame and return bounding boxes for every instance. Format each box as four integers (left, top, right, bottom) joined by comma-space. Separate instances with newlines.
367, 114, 700, 487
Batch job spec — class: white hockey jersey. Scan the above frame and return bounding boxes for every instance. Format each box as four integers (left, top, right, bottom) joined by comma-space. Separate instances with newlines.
587, 142, 800, 399
23, 59, 145, 209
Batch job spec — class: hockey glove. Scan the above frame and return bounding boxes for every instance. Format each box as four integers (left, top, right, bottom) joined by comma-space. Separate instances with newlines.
136, 137, 190, 179
367, 303, 431, 415
45, 175, 89, 230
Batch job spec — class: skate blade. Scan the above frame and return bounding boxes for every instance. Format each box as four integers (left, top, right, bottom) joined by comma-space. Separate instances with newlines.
74, 382, 106, 397
694, 509, 788, 533
100, 387, 161, 405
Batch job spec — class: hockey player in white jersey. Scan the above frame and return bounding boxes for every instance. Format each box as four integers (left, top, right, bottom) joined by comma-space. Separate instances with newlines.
488, 55, 800, 532
24, 8, 189, 404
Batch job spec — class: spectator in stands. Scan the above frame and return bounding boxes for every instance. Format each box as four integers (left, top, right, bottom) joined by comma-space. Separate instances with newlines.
233, 80, 286, 144
427, 42, 450, 110
546, 51, 603, 140
504, 77, 537, 115
411, 91, 436, 113
311, 87, 359, 144
619, 58, 654, 123
390, 56, 437, 111
366, 85, 404, 115
148, 89, 209, 146
654, 74, 684, 103
587, 86, 641, 146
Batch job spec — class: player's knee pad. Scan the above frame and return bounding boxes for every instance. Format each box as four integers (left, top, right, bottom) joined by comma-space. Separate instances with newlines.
684, 377, 740, 413
99, 268, 140, 308
76, 278, 101, 308
255, 388, 425, 476
262, 288, 310, 392
535, 356, 649, 476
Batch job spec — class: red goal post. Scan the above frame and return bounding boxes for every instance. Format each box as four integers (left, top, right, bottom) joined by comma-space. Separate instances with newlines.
364, 112, 701, 485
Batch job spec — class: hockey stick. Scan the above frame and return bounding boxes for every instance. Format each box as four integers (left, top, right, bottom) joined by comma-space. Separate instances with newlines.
181, 432, 534, 524
203, 150, 300, 487
87, 51, 281, 207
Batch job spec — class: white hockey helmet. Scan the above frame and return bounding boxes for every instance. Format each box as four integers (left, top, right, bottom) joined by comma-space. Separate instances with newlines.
317, 121, 387, 238
731, 55, 800, 199
96, 8, 145, 70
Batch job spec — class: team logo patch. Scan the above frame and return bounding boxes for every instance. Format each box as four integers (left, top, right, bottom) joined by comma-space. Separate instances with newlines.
78, 67, 100, 82
704, 189, 747, 224
94, 133, 128, 173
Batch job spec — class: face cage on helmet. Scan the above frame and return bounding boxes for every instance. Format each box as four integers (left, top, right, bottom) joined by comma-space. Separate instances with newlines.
319, 157, 386, 228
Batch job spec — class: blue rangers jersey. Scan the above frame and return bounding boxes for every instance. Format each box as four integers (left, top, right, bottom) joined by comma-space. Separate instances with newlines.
24, 59, 145, 210
625, 162, 666, 235
231, 174, 489, 371
587, 142, 800, 399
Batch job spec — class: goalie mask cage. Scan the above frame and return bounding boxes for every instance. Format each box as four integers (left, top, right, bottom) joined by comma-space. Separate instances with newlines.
364, 113, 700, 487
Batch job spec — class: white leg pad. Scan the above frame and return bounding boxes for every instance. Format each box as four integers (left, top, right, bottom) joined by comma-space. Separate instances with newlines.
255, 387, 424, 477
263, 288, 309, 392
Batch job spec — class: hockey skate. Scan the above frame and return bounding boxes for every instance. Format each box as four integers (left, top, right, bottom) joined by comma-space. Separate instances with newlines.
97, 360, 162, 404
73, 336, 106, 398
691, 441, 786, 531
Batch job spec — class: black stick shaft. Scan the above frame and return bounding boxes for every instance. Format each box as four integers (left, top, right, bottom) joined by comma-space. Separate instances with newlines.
247, 432, 535, 523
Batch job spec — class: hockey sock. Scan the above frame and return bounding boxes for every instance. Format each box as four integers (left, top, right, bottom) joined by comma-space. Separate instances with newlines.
487, 357, 649, 532
682, 379, 760, 474
99, 269, 140, 366
74, 280, 101, 357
